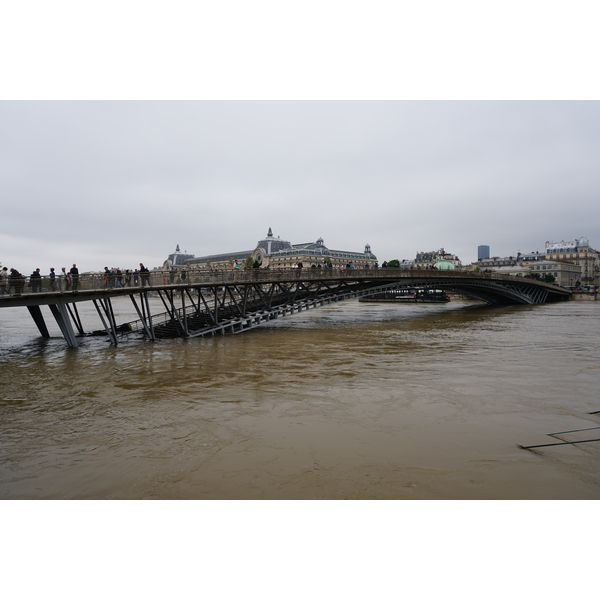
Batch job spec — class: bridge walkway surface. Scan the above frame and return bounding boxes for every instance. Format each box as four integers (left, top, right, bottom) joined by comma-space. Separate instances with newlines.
0, 268, 571, 348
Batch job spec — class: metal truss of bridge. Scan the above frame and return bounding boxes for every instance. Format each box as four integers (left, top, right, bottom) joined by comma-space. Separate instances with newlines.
0, 268, 571, 348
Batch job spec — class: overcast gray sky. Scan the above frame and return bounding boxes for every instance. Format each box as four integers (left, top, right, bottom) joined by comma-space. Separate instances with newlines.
2, 100, 600, 275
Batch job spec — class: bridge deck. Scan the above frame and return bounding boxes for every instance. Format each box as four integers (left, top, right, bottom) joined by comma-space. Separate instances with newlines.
0, 267, 571, 307
0, 268, 571, 348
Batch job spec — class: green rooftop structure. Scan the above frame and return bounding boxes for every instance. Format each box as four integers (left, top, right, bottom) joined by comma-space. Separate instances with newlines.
434, 259, 455, 270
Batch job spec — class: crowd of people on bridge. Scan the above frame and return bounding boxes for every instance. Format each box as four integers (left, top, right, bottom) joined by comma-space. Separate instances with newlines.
1, 267, 25, 296
0, 263, 153, 296
0, 259, 443, 297
1, 264, 81, 296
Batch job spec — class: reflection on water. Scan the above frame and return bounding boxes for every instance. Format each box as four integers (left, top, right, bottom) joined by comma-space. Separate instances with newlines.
1, 298, 600, 499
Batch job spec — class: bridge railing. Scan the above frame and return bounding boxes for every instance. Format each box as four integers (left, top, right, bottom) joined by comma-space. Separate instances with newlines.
1, 266, 565, 297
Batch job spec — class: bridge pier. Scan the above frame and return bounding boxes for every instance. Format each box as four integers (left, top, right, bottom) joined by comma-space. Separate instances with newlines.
27, 305, 50, 338
93, 298, 119, 345
49, 302, 79, 348
129, 292, 155, 340
157, 289, 189, 337
67, 303, 84, 335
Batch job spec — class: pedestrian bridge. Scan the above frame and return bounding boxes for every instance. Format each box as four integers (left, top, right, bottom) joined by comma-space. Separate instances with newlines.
0, 268, 571, 348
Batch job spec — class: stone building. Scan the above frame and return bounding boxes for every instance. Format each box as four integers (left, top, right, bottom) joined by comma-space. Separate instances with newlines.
544, 238, 599, 286
184, 228, 378, 270
414, 248, 462, 269
183, 249, 252, 271
492, 260, 581, 287
475, 256, 518, 268
529, 260, 582, 288
473, 251, 544, 269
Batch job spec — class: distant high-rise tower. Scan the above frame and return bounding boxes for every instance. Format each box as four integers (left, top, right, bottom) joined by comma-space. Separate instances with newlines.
478, 245, 490, 260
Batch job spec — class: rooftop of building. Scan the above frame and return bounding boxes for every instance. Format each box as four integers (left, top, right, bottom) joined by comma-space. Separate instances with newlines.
545, 237, 590, 250
182, 228, 377, 265
433, 259, 455, 270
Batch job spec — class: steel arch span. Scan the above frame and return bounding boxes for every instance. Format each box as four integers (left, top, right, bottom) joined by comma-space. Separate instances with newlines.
120, 271, 570, 341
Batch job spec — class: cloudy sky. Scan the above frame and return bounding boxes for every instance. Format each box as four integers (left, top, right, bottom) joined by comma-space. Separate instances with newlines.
2, 100, 600, 275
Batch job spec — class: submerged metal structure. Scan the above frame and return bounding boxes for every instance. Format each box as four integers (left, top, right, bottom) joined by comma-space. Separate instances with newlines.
1, 268, 571, 348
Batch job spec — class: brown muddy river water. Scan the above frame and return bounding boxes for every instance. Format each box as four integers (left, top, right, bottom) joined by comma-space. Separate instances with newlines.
1, 297, 599, 499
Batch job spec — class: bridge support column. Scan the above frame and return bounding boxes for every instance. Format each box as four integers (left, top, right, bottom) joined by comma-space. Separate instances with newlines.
129, 292, 155, 340
49, 303, 79, 348
181, 290, 189, 336
157, 289, 188, 337
27, 305, 50, 338
93, 298, 118, 345
66, 303, 84, 335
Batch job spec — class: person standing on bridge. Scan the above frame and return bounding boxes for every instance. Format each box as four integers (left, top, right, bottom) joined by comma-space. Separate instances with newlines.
139, 263, 150, 287
70, 264, 79, 291
61, 267, 71, 291
0, 266, 8, 295
9, 269, 25, 295
29, 268, 42, 293
49, 268, 56, 291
